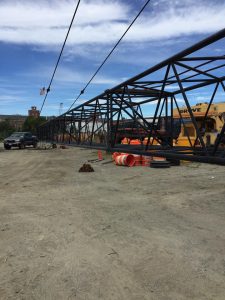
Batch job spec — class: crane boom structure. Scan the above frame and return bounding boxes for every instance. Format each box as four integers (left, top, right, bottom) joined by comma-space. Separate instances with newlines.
37, 29, 225, 165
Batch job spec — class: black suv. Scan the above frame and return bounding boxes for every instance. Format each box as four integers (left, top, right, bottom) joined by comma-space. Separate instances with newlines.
4, 132, 38, 150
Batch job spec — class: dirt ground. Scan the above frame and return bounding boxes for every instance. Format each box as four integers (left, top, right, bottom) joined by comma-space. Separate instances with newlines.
0, 143, 225, 300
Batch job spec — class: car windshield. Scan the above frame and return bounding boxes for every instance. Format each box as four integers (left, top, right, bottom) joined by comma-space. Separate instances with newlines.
10, 133, 24, 138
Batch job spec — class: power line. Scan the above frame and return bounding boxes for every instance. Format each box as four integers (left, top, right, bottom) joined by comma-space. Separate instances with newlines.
67, 0, 151, 112
40, 0, 81, 114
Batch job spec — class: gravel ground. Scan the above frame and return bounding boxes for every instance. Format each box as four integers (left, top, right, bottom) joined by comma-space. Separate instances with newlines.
0, 144, 225, 300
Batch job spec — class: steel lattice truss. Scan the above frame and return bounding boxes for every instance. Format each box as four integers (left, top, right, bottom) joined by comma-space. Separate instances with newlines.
38, 28, 225, 164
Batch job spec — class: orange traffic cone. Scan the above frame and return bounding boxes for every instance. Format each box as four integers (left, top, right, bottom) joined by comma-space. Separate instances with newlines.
98, 150, 103, 160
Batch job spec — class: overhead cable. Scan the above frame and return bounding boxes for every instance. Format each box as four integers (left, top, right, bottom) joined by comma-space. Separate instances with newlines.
67, 0, 152, 112
40, 0, 81, 114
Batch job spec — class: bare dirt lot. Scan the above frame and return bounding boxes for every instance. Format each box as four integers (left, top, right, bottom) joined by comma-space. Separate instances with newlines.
0, 144, 225, 300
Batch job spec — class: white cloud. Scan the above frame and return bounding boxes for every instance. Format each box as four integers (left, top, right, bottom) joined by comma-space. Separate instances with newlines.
0, 94, 29, 106
129, 6, 225, 43
0, 0, 128, 45
20, 65, 120, 86
54, 67, 119, 85
0, 0, 224, 47
0, 0, 128, 28
164, 84, 179, 91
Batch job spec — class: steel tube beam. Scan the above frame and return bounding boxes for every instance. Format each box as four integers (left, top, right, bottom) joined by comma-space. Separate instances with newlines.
37, 29, 225, 165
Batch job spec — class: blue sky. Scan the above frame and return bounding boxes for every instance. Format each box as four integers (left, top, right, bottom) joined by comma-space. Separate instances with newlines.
0, 0, 225, 116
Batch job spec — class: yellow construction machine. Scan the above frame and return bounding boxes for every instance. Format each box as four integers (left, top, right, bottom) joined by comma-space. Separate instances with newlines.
173, 102, 225, 147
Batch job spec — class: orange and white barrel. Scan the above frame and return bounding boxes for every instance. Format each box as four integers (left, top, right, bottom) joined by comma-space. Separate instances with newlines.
112, 152, 121, 160
142, 155, 152, 166
114, 154, 135, 167
132, 154, 142, 166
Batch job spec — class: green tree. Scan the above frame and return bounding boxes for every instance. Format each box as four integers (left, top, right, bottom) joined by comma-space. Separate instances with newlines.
22, 116, 46, 134
0, 119, 14, 140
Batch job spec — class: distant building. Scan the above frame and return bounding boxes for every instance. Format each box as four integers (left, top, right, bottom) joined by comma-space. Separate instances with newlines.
0, 106, 54, 131
28, 106, 40, 118
0, 115, 27, 130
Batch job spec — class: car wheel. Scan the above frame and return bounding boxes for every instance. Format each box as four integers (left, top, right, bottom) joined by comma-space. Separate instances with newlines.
33, 142, 37, 148
4, 145, 11, 150
19, 143, 25, 149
